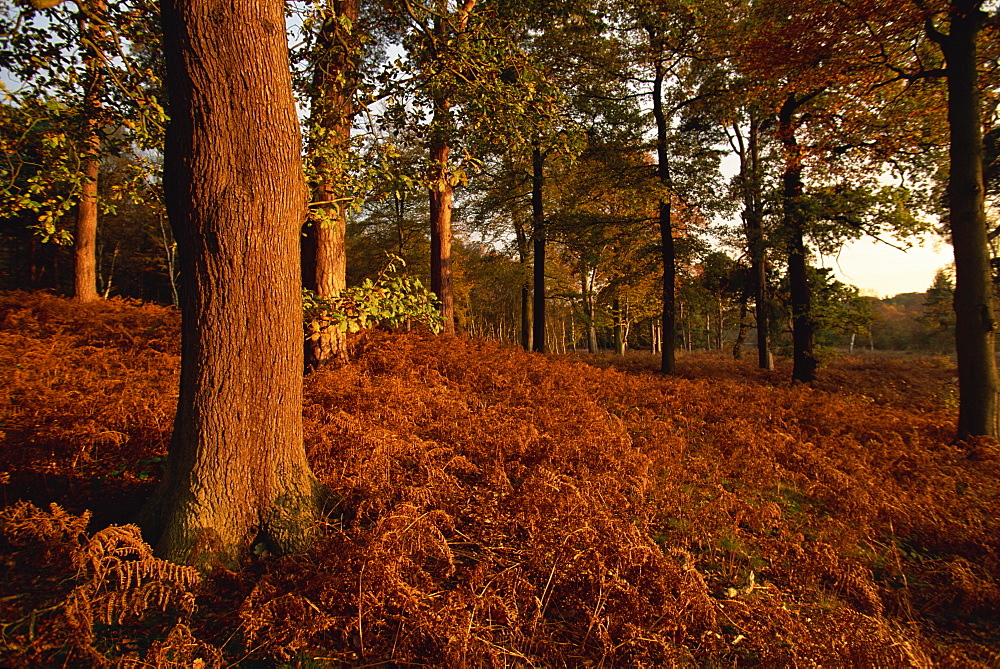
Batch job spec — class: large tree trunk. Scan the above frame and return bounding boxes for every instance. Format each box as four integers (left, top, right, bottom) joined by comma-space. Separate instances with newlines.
531, 141, 546, 352
652, 62, 676, 374
144, 0, 321, 567
73, 1, 104, 303
938, 0, 999, 438
429, 102, 456, 335
779, 95, 817, 383
302, 0, 360, 371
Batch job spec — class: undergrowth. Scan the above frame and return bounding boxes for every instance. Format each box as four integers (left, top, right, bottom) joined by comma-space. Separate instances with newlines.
1, 291, 998, 667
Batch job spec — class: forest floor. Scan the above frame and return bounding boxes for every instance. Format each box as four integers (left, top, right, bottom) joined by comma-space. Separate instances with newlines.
1, 291, 999, 667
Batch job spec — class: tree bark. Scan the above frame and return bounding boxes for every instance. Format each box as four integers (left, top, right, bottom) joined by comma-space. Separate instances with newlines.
733, 297, 750, 359
938, 0, 999, 438
303, 0, 360, 371
581, 266, 598, 353
73, 0, 104, 303
612, 297, 625, 355
520, 283, 531, 349
531, 141, 546, 352
734, 117, 773, 369
74, 151, 99, 302
424, 2, 475, 336
779, 95, 817, 383
429, 101, 456, 334
716, 298, 724, 350
652, 61, 676, 374
747, 118, 772, 369
513, 215, 531, 349
144, 0, 321, 567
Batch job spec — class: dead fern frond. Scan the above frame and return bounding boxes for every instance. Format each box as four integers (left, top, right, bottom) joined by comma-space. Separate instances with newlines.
3, 295, 998, 665
0, 502, 210, 667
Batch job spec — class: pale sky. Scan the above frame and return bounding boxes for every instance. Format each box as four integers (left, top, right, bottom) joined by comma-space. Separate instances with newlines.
821, 234, 953, 298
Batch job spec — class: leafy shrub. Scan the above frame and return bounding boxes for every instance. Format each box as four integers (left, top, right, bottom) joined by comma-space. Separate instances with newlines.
303, 256, 443, 340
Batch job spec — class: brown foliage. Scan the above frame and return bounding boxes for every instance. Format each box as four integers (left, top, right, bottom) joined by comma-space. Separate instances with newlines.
0, 291, 178, 518
0, 502, 215, 667
1, 293, 999, 666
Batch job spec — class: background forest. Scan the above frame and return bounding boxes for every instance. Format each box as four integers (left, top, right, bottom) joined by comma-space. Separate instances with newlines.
2, 0, 1000, 666
1, 0, 997, 363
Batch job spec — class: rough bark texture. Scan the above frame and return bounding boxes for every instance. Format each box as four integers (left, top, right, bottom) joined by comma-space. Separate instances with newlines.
302, 0, 360, 371
144, 0, 320, 567
779, 96, 817, 383
652, 63, 676, 374
304, 182, 348, 370
73, 1, 103, 303
74, 152, 99, 302
429, 118, 455, 334
531, 143, 546, 353
424, 2, 475, 336
939, 1, 999, 438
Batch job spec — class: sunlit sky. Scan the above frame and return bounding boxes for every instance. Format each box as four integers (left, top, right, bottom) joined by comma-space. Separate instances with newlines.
716, 153, 957, 299
820, 234, 953, 298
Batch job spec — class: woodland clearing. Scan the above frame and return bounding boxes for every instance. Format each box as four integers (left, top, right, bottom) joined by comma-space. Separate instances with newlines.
0, 291, 998, 667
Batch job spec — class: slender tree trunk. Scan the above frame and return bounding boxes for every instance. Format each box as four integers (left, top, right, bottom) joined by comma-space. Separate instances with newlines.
303, 0, 360, 370
612, 297, 624, 355
143, 0, 321, 567
570, 310, 577, 351
531, 141, 546, 352
73, 1, 104, 303
424, 2, 475, 336
514, 217, 531, 350
429, 102, 455, 334
582, 268, 598, 353
741, 117, 773, 369
28, 237, 39, 287
716, 298, 724, 350
936, 0, 999, 438
520, 283, 531, 349
74, 153, 99, 302
622, 301, 630, 352
779, 95, 817, 383
158, 214, 180, 307
652, 61, 676, 374
733, 297, 749, 359
394, 194, 406, 254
